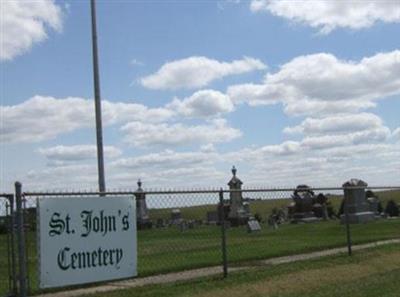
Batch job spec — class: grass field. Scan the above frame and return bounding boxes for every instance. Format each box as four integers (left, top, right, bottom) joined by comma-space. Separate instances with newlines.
88, 243, 400, 297
0, 190, 399, 296
147, 188, 400, 221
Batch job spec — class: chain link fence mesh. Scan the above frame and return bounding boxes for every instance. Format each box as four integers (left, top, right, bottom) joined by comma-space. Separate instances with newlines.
349, 187, 400, 251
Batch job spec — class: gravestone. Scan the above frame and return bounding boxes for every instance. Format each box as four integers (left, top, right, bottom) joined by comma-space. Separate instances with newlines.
135, 179, 152, 229
247, 218, 261, 233
269, 207, 286, 227
291, 185, 320, 223
366, 190, 382, 216
287, 202, 296, 219
385, 200, 399, 217
315, 193, 329, 220
217, 203, 231, 222
187, 220, 195, 229
206, 211, 218, 225
312, 203, 323, 218
243, 202, 251, 216
171, 209, 182, 224
227, 166, 251, 226
340, 179, 375, 224
155, 218, 166, 228
178, 220, 188, 232
267, 214, 279, 230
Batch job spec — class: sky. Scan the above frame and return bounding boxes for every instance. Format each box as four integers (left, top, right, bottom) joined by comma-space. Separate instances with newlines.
1, 0, 400, 192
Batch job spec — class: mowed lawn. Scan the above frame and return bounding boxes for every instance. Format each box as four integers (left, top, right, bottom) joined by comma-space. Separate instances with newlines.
0, 190, 399, 295
89, 243, 400, 297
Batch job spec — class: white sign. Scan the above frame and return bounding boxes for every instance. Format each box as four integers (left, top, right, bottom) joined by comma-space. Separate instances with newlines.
37, 196, 137, 288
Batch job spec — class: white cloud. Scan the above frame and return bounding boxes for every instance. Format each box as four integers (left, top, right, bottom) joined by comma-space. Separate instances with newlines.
259, 141, 302, 156
1, 96, 173, 143
227, 83, 283, 106
111, 149, 217, 169
284, 113, 384, 135
102, 100, 173, 123
301, 127, 391, 150
1, 96, 92, 143
392, 127, 400, 141
1, 92, 236, 144
9, 139, 400, 192
38, 145, 122, 163
228, 51, 400, 116
266, 51, 400, 102
200, 143, 216, 153
1, 0, 63, 61
250, 0, 400, 34
140, 56, 266, 90
282, 99, 377, 117
120, 119, 242, 147
21, 164, 99, 190
167, 90, 234, 118
18, 149, 226, 191
222, 141, 303, 166
320, 143, 398, 159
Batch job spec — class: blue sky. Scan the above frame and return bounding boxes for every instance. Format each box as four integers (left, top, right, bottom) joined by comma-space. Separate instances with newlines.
1, 0, 400, 192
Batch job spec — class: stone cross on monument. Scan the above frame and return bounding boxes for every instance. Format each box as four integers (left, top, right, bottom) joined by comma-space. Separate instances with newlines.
227, 166, 250, 226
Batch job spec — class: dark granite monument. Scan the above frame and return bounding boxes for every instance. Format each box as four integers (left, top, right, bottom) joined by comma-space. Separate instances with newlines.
385, 200, 399, 217
288, 186, 335, 222
290, 185, 320, 223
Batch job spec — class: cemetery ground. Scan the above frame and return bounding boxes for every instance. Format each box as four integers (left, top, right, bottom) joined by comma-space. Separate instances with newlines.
86, 242, 400, 297
0, 190, 399, 296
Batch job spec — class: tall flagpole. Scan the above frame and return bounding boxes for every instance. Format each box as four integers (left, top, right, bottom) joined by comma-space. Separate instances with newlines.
90, 0, 106, 192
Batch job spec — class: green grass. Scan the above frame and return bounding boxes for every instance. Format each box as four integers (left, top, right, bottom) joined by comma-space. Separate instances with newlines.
0, 232, 11, 295
0, 190, 399, 296
87, 243, 400, 297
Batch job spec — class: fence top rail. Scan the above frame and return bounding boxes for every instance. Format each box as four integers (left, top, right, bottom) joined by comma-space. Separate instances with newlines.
21, 186, 400, 197
0, 193, 13, 199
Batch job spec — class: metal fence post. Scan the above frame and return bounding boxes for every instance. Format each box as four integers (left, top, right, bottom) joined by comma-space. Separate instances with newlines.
15, 182, 27, 297
6, 194, 18, 296
219, 189, 228, 278
343, 187, 352, 256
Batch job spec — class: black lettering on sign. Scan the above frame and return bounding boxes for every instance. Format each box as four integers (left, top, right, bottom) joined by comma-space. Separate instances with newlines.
49, 213, 73, 236
57, 246, 70, 270
49, 212, 65, 236
122, 213, 129, 231
81, 210, 92, 237
81, 210, 117, 237
56, 247, 124, 271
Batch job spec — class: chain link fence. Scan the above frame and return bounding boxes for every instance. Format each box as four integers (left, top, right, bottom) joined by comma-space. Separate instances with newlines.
0, 193, 17, 297
2, 183, 400, 296
224, 187, 400, 266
